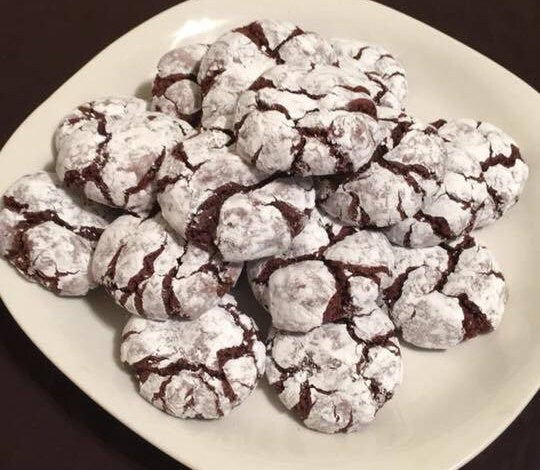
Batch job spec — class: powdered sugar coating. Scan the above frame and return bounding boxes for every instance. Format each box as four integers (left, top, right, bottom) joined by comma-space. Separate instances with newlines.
384, 235, 507, 349
385, 133, 490, 247
156, 130, 316, 262
92, 213, 242, 320
121, 294, 266, 419
234, 64, 381, 176
54, 96, 147, 149
55, 97, 194, 214
266, 303, 402, 433
151, 44, 209, 127
248, 209, 394, 332
332, 38, 407, 105
434, 119, 528, 228
0, 171, 113, 295
317, 114, 445, 227
198, 20, 336, 132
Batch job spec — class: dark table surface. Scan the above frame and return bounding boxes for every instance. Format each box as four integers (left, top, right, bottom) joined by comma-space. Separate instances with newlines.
0, 1, 538, 469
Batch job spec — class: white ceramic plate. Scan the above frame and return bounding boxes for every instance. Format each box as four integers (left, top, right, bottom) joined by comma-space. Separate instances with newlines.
1, 1, 539, 469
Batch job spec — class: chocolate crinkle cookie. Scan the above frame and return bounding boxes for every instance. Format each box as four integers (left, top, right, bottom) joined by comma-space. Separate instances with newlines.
0, 171, 114, 295
55, 96, 194, 215
332, 38, 407, 106
156, 130, 316, 262
92, 213, 242, 320
433, 118, 528, 228
151, 43, 209, 127
385, 130, 491, 247
317, 114, 445, 227
384, 235, 507, 349
120, 294, 266, 419
234, 64, 381, 176
198, 19, 337, 132
248, 209, 394, 332
266, 303, 402, 433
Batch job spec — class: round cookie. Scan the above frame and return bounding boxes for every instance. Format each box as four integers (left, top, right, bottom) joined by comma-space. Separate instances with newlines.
433, 119, 528, 228
248, 209, 395, 332
151, 43, 209, 127
0, 171, 113, 295
317, 114, 445, 227
156, 130, 316, 262
121, 294, 266, 419
234, 64, 380, 176
266, 303, 402, 433
385, 131, 490, 247
384, 235, 507, 349
332, 38, 407, 105
92, 213, 242, 320
55, 97, 194, 215
198, 19, 337, 132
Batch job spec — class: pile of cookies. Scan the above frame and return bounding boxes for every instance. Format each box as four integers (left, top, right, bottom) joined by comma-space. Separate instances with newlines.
0, 20, 529, 433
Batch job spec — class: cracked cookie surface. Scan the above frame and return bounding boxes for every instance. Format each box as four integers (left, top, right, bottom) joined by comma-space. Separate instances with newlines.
234, 63, 381, 176
384, 235, 507, 349
121, 294, 266, 419
92, 213, 242, 320
0, 171, 113, 295
266, 303, 402, 433
156, 130, 316, 262
198, 19, 337, 132
248, 209, 394, 332
151, 44, 209, 127
385, 129, 490, 247
433, 119, 528, 228
55, 96, 194, 215
317, 114, 445, 227
332, 38, 407, 106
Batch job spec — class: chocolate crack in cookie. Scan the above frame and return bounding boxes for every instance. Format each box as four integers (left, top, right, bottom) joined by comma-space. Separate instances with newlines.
55, 96, 195, 215
156, 130, 316, 262
331, 38, 407, 106
234, 64, 382, 176
383, 235, 507, 349
433, 118, 528, 228
266, 303, 402, 433
248, 209, 394, 332
317, 114, 445, 227
198, 19, 337, 132
92, 213, 242, 320
151, 44, 209, 127
0, 171, 114, 295
121, 294, 266, 419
